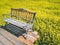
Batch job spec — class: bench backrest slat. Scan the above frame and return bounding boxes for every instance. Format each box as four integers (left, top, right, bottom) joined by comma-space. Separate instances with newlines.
11, 8, 36, 24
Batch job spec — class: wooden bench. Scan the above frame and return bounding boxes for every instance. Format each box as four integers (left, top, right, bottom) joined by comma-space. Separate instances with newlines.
3, 8, 36, 36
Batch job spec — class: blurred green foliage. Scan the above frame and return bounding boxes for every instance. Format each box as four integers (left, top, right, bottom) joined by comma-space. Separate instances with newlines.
0, 0, 60, 45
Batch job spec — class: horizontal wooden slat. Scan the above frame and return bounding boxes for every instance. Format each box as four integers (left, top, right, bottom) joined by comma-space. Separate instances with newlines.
4, 18, 32, 30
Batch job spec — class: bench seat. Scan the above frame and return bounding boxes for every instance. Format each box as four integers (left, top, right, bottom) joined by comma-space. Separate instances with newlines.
4, 18, 32, 30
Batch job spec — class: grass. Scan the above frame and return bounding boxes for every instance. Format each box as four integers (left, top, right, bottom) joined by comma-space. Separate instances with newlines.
0, 0, 60, 45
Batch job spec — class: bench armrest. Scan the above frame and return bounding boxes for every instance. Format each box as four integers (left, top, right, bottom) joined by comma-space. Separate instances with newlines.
23, 24, 32, 30
3, 14, 11, 19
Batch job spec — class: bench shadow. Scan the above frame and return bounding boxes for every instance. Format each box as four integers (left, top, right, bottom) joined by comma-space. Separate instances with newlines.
1, 24, 26, 37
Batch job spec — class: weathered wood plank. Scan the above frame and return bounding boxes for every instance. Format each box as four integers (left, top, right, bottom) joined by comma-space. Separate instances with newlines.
0, 28, 26, 45
0, 34, 13, 45
5, 18, 27, 28
18, 36, 34, 45
0, 41, 4, 45
5, 18, 32, 30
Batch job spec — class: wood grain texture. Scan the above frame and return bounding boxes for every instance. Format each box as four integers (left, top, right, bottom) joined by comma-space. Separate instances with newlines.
0, 28, 26, 45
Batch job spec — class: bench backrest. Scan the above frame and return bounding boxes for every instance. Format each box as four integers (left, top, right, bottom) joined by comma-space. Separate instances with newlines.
11, 8, 36, 25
